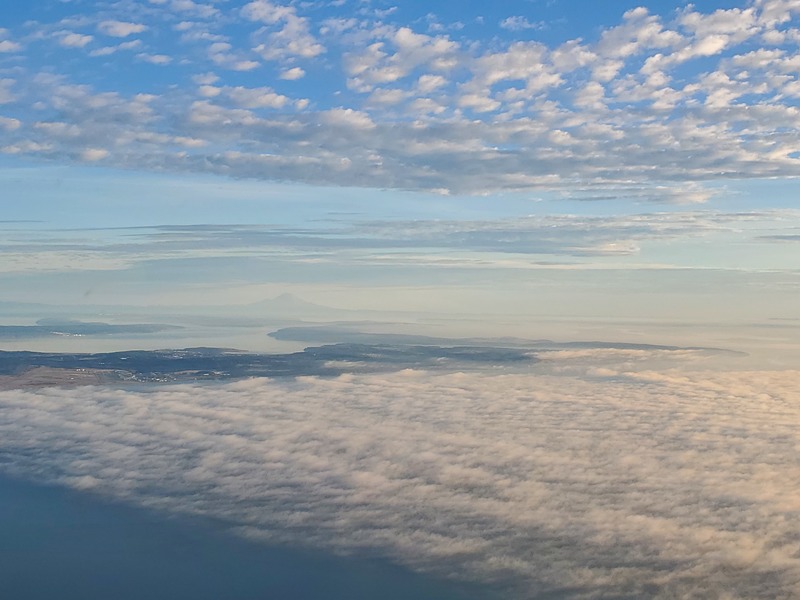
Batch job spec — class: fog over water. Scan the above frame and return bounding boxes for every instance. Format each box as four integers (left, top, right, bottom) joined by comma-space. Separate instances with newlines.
2, 348, 799, 598
0, 475, 486, 600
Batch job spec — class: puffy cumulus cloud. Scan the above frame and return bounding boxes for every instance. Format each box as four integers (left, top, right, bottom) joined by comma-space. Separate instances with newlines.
755, 0, 800, 27
0, 39, 21, 53
89, 39, 142, 57
136, 53, 172, 65
637, 6, 761, 72
0, 116, 21, 130
80, 147, 109, 161
222, 85, 290, 109
57, 31, 94, 48
279, 66, 305, 80
342, 26, 459, 99
499, 16, 545, 31
243, 0, 324, 62
5, 1, 800, 196
157, 0, 219, 19
596, 7, 683, 60
2, 365, 800, 597
0, 27, 17, 48
206, 41, 261, 71
460, 41, 563, 111
0, 78, 16, 104
97, 20, 147, 38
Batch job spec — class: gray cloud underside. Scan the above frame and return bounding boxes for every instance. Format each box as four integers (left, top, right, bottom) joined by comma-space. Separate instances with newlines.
2, 1, 800, 196
1, 366, 800, 598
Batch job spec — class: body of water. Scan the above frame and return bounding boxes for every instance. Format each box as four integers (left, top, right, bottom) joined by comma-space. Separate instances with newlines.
0, 475, 491, 600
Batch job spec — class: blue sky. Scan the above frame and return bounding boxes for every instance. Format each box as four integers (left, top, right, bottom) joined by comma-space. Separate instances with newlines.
2, 0, 799, 199
1, 0, 799, 355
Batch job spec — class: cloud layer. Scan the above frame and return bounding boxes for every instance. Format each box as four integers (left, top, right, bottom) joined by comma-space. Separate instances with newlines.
3, 210, 797, 274
1, 1, 800, 196
2, 363, 800, 597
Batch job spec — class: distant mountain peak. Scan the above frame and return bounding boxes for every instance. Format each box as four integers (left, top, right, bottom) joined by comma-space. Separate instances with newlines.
245, 293, 338, 316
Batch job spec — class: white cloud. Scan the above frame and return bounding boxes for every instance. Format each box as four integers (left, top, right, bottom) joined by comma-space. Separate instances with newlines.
243, 0, 324, 62
550, 39, 597, 72
2, 1, 800, 196
241, 0, 294, 23
467, 42, 561, 92
225, 85, 290, 109
2, 365, 800, 596
0, 79, 15, 104
457, 92, 500, 113
163, 0, 219, 18
279, 66, 305, 80
596, 7, 682, 60
80, 148, 109, 161
192, 72, 219, 85
0, 40, 21, 53
97, 20, 147, 38
0, 116, 20, 130
366, 88, 407, 106
573, 81, 607, 109
415, 74, 447, 93
34, 121, 81, 138
89, 39, 142, 57
344, 27, 458, 92
1, 141, 53, 155
499, 16, 544, 31
407, 97, 445, 115
679, 6, 759, 40
321, 107, 375, 129
206, 41, 260, 71
137, 53, 172, 65
187, 100, 259, 126
755, 0, 798, 24
58, 32, 93, 48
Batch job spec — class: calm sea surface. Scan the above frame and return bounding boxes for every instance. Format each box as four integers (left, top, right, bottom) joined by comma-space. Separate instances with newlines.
0, 475, 493, 600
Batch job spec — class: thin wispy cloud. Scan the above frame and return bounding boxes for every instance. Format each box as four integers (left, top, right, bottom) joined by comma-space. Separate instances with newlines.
1, 210, 796, 274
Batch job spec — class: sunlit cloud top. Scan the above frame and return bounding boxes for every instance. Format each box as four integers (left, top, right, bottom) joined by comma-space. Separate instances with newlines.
1, 0, 799, 199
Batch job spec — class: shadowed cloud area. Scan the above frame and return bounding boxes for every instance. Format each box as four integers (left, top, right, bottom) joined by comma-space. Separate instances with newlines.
1, 350, 799, 598
0, 476, 485, 600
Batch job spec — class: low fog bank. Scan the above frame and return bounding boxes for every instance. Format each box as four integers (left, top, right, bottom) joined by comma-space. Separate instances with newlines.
1, 364, 799, 598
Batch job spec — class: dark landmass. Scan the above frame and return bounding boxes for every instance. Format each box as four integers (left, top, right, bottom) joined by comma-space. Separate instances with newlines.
269, 326, 746, 355
0, 319, 182, 340
0, 343, 536, 388
0, 324, 746, 389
